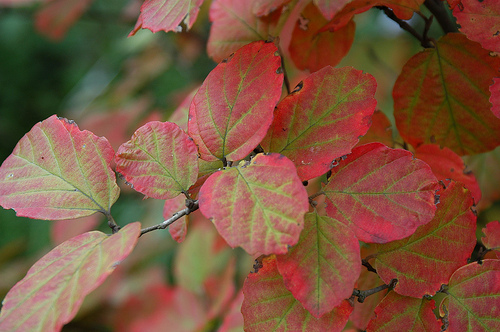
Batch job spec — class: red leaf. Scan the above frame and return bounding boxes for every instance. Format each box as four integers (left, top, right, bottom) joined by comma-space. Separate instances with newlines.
163, 195, 188, 243
130, 0, 204, 35
490, 78, 500, 119
261, 66, 377, 181
356, 110, 393, 148
289, 3, 355, 72
453, 0, 500, 53
414, 144, 482, 203
394, 33, 500, 155
241, 256, 353, 331
189, 41, 283, 162
207, 0, 282, 62
253, 0, 290, 16
115, 121, 198, 200
313, 0, 351, 20
276, 212, 361, 318
0, 115, 120, 220
34, 0, 94, 40
374, 181, 477, 298
366, 292, 441, 331
323, 143, 439, 243
482, 221, 500, 258
444, 260, 500, 331
50, 214, 101, 245
0, 223, 140, 331
199, 153, 308, 255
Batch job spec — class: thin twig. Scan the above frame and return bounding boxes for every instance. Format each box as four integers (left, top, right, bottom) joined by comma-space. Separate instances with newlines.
140, 200, 199, 236
352, 279, 397, 303
424, 0, 458, 34
104, 211, 120, 234
362, 258, 378, 274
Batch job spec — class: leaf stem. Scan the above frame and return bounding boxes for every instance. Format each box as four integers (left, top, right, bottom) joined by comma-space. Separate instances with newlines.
104, 211, 120, 234
424, 0, 458, 34
351, 278, 397, 303
362, 258, 378, 274
139, 199, 199, 236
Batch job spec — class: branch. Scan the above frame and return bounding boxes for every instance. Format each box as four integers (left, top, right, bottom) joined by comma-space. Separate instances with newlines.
377, 6, 433, 48
140, 199, 199, 236
352, 278, 398, 303
362, 258, 378, 274
424, 0, 459, 34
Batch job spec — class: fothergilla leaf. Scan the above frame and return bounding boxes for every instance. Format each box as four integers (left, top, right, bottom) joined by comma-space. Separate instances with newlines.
443, 260, 500, 331
374, 181, 477, 298
490, 78, 500, 119
241, 256, 353, 331
0, 222, 141, 332
482, 221, 500, 258
198, 153, 308, 255
189, 41, 283, 162
0, 115, 120, 220
323, 142, 439, 243
276, 212, 361, 318
115, 121, 198, 200
261, 66, 377, 181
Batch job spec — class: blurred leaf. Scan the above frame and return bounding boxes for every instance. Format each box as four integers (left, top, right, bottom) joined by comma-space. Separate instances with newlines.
356, 110, 393, 148
482, 221, 500, 258
50, 214, 101, 245
253, 0, 290, 16
163, 195, 188, 243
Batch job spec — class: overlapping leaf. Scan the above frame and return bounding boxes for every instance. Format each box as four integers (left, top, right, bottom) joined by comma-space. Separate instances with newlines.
130, 0, 204, 36
198, 153, 308, 255
482, 221, 500, 258
443, 260, 500, 331
453, 0, 500, 53
207, 0, 281, 62
51, 214, 101, 245
490, 78, 500, 119
276, 212, 361, 318
261, 66, 377, 181
313, 0, 350, 20
0, 222, 141, 332
374, 181, 477, 298
189, 41, 283, 162
394, 33, 500, 155
163, 195, 188, 243
414, 144, 482, 203
366, 292, 441, 331
289, 3, 355, 72
323, 143, 439, 243
115, 121, 198, 200
241, 256, 353, 331
252, 0, 290, 16
356, 110, 393, 148
0, 115, 120, 220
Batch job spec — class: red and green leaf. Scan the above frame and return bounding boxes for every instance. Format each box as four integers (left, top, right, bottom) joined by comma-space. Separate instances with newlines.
414, 144, 482, 203
393, 33, 500, 155
0, 115, 120, 220
261, 66, 377, 181
0, 222, 141, 332
115, 121, 198, 200
189, 41, 283, 162
130, 0, 204, 36
443, 260, 500, 331
276, 212, 361, 318
490, 78, 500, 119
374, 181, 477, 298
241, 256, 353, 331
198, 153, 308, 255
482, 221, 500, 258
453, 0, 500, 53
207, 0, 281, 62
323, 142, 439, 243
289, 3, 355, 72
366, 292, 441, 331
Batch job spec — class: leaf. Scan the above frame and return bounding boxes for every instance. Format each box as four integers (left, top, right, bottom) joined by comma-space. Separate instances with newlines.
261, 66, 377, 181
0, 115, 120, 220
482, 221, 500, 258
356, 110, 393, 148
252, 0, 290, 16
163, 195, 188, 243
207, 0, 282, 62
241, 256, 353, 331
219, 291, 244, 332
444, 260, 500, 331
490, 78, 500, 119
373, 181, 477, 298
453, 0, 500, 53
289, 3, 355, 72
323, 142, 439, 243
313, 0, 351, 20
130, 0, 204, 36
0, 222, 141, 332
115, 121, 198, 200
169, 87, 199, 132
50, 214, 101, 245
414, 144, 482, 203
276, 212, 361, 318
198, 153, 308, 255
393, 33, 500, 155
189, 41, 283, 162
366, 292, 441, 331
34, 0, 94, 40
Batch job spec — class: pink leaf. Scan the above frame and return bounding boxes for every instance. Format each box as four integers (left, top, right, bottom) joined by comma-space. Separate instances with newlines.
50, 214, 101, 245
0, 222, 141, 331
252, 0, 290, 16
115, 121, 199, 200
0, 115, 120, 220
163, 195, 188, 243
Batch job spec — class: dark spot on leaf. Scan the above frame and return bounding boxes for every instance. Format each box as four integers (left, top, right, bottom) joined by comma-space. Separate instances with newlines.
282, 127, 287, 132
221, 53, 235, 63
458, 2, 464, 10
430, 135, 436, 143
276, 67, 283, 74
292, 81, 303, 93
41, 156, 44, 159
434, 194, 440, 205
450, 168, 455, 172
302, 180, 308, 186
252, 255, 265, 273
494, 31, 500, 37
